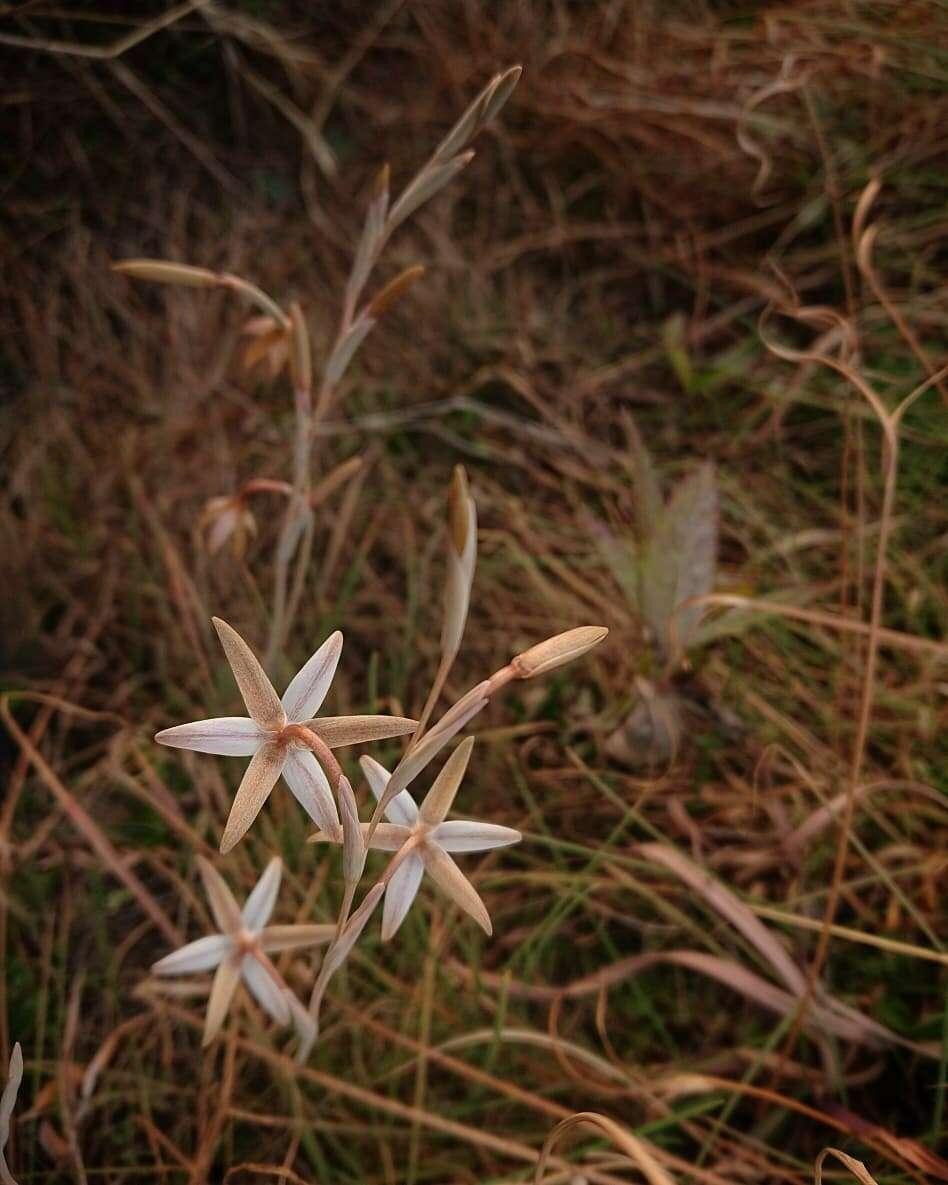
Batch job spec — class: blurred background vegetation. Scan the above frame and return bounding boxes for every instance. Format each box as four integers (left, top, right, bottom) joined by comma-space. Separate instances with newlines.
1, 2, 947, 1183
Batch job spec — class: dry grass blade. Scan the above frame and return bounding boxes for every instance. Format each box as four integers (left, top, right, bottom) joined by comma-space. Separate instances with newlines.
535, 1112, 676, 1185
814, 1149, 879, 1185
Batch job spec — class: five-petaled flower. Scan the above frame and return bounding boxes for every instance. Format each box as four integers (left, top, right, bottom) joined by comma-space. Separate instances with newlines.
311, 737, 520, 939
152, 856, 333, 1046
156, 618, 416, 852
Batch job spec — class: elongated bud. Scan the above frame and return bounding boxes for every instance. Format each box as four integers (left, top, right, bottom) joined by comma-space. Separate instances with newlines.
288, 302, 311, 394
374, 162, 390, 202
112, 259, 220, 287
338, 775, 366, 886
441, 465, 477, 658
447, 465, 470, 555
513, 626, 608, 679
482, 65, 522, 123
367, 265, 425, 319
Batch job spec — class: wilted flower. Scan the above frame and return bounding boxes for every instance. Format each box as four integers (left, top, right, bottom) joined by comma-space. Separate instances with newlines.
241, 314, 290, 380
156, 617, 417, 853
152, 857, 333, 1046
312, 737, 520, 939
0, 1042, 22, 1185
198, 494, 258, 557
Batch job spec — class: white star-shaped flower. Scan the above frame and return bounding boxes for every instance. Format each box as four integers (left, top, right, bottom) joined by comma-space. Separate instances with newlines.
152, 856, 333, 1046
312, 737, 520, 940
156, 617, 417, 852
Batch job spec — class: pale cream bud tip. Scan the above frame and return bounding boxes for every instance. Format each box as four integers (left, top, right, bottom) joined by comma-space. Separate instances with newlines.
513, 626, 608, 678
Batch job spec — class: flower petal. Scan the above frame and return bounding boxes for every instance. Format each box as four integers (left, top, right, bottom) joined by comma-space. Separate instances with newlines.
282, 749, 339, 834
155, 717, 265, 756
381, 852, 424, 941
433, 821, 522, 852
197, 856, 242, 933
152, 934, 233, 975
306, 822, 409, 851
0, 1042, 23, 1147
281, 631, 342, 723
241, 856, 282, 932
360, 755, 418, 826
307, 715, 417, 747
242, 956, 291, 1025
421, 844, 492, 935
258, 924, 336, 953
419, 736, 475, 825
220, 744, 285, 855
203, 956, 241, 1046
212, 617, 285, 730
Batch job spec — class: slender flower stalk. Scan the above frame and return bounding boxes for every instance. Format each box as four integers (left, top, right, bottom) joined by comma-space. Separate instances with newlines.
156, 617, 416, 853
152, 857, 333, 1046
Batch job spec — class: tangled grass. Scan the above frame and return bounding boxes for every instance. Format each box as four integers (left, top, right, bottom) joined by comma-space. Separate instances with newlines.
1, 2, 947, 1183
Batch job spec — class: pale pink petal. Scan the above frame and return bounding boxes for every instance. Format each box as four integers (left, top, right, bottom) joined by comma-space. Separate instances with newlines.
421, 844, 492, 934
241, 857, 282, 931
220, 744, 285, 855
281, 749, 339, 834
242, 956, 291, 1025
381, 853, 424, 941
433, 821, 522, 852
360, 755, 417, 826
197, 856, 242, 933
155, 717, 264, 757
202, 956, 241, 1046
212, 617, 286, 730
307, 715, 417, 747
258, 924, 335, 953
152, 934, 233, 975
419, 736, 475, 824
0, 1042, 23, 1147
306, 822, 409, 851
281, 631, 343, 723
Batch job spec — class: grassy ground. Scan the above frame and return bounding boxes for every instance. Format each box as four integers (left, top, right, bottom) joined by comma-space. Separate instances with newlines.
1, 2, 947, 1182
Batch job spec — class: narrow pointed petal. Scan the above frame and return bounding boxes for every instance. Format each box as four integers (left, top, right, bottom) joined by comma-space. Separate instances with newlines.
360, 755, 418, 826
242, 957, 291, 1025
212, 617, 285, 730
281, 630, 343, 722
0, 1042, 23, 1146
307, 715, 417, 748
155, 717, 265, 756
202, 956, 241, 1046
306, 822, 410, 851
258, 924, 336, 953
282, 749, 339, 834
242, 857, 282, 931
381, 852, 424, 941
152, 934, 233, 975
197, 856, 243, 933
420, 736, 475, 825
421, 844, 492, 934
220, 744, 285, 854
434, 821, 522, 852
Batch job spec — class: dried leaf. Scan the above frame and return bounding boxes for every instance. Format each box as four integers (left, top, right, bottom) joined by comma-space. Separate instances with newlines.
640, 463, 718, 659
